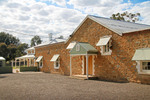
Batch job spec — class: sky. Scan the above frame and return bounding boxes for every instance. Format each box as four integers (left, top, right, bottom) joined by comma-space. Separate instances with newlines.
0, 0, 150, 45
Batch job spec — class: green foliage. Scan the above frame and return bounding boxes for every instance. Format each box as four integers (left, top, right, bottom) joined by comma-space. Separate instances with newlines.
7, 44, 17, 61
15, 43, 28, 57
0, 67, 12, 74
0, 32, 20, 45
110, 11, 141, 23
58, 35, 64, 39
20, 67, 38, 72
0, 32, 28, 61
0, 43, 8, 59
31, 35, 42, 47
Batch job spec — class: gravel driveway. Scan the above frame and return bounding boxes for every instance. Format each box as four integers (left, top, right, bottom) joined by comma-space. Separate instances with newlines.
0, 72, 150, 100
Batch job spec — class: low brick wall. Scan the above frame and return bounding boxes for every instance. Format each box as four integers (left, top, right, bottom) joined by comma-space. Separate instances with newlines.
0, 67, 12, 74
20, 67, 38, 72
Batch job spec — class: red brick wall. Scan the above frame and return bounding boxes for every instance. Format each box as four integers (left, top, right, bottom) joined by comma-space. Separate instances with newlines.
35, 18, 150, 84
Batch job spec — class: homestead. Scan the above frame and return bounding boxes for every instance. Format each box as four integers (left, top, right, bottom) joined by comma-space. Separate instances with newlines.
14, 47, 36, 67
34, 15, 150, 84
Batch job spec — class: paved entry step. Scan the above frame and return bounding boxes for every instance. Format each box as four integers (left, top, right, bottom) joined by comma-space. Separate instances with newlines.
70, 75, 98, 80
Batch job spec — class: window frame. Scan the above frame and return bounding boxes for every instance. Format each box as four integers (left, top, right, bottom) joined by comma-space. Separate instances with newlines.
76, 44, 80, 51
141, 61, 150, 73
100, 40, 112, 55
54, 58, 60, 69
103, 41, 110, 53
39, 60, 43, 68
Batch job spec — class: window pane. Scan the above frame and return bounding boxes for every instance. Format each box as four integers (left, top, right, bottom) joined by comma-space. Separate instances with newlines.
56, 61, 59, 67
142, 62, 150, 70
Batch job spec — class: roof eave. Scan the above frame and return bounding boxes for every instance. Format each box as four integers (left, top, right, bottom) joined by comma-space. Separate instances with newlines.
122, 27, 150, 34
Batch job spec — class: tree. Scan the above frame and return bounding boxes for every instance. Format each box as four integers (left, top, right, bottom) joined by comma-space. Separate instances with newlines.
16, 43, 28, 57
0, 32, 20, 46
58, 35, 64, 39
7, 44, 17, 61
31, 35, 42, 47
0, 32, 28, 61
110, 11, 141, 23
0, 43, 8, 59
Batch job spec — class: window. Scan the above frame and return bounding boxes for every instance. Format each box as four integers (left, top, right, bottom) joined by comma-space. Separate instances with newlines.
96, 36, 112, 55
76, 44, 80, 51
54, 58, 60, 69
103, 42, 110, 53
142, 62, 150, 70
39, 60, 43, 68
0, 61, 2, 67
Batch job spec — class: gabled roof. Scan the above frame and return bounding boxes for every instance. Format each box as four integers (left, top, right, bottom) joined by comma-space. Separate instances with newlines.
79, 42, 98, 52
65, 15, 150, 43
70, 42, 98, 55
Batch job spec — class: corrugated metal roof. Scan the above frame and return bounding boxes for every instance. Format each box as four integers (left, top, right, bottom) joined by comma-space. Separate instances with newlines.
96, 37, 111, 46
132, 48, 150, 60
16, 55, 35, 59
89, 15, 150, 35
50, 54, 59, 62
35, 38, 66, 48
36, 56, 43, 62
26, 47, 35, 51
66, 42, 76, 49
0, 57, 5, 60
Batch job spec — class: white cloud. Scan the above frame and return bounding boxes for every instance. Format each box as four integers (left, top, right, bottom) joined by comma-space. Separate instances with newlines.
0, 0, 85, 44
0, 0, 150, 45
51, 0, 66, 7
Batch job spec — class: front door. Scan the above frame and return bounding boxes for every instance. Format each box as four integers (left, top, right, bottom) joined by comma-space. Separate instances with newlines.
84, 56, 93, 75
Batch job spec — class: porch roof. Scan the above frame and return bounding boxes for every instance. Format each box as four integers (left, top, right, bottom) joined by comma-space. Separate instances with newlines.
16, 55, 35, 60
70, 42, 98, 55
132, 48, 150, 60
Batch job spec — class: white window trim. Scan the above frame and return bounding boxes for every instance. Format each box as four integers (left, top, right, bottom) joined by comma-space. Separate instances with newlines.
54, 58, 60, 69
136, 61, 150, 75
100, 40, 112, 55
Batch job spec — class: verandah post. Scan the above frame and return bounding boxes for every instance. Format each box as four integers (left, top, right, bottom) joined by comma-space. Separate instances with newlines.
86, 54, 89, 79
70, 55, 72, 76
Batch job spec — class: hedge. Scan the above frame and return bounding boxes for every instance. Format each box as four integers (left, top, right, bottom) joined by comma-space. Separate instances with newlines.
0, 67, 12, 74
20, 67, 38, 72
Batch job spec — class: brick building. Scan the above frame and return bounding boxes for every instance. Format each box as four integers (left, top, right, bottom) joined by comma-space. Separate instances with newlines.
35, 15, 150, 84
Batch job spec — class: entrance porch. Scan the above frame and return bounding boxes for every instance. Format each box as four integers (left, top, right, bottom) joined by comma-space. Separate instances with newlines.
69, 42, 98, 79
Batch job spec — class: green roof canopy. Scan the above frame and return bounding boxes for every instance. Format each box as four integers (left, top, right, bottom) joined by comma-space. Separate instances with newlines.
70, 42, 98, 55
132, 48, 150, 61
